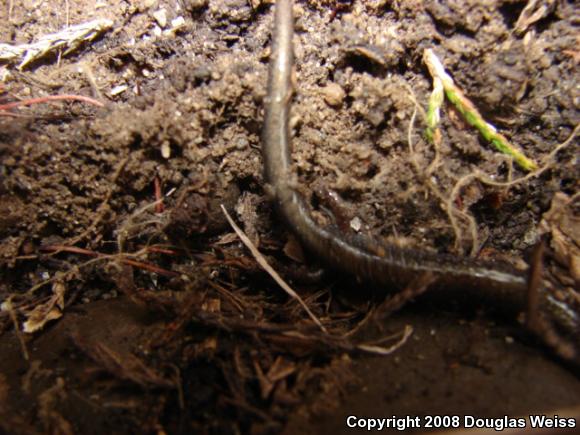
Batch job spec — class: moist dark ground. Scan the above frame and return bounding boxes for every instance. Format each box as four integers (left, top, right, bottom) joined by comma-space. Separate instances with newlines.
1, 0, 579, 434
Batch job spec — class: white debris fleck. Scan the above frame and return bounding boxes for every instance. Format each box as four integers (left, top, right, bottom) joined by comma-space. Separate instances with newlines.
350, 217, 362, 232
161, 141, 171, 159
171, 16, 185, 28
0, 66, 11, 82
171, 16, 186, 29
153, 8, 168, 27
110, 84, 128, 96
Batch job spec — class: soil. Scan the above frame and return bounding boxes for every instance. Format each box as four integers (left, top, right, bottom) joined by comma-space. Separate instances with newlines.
1, 0, 579, 434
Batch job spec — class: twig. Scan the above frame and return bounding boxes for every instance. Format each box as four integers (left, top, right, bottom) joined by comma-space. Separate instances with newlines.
70, 331, 175, 388
0, 94, 104, 114
423, 49, 538, 171
193, 308, 412, 356
220, 204, 327, 333
121, 258, 178, 277
375, 272, 436, 320
41, 244, 180, 278
154, 176, 164, 213
356, 325, 413, 355
206, 280, 246, 313
2, 298, 30, 361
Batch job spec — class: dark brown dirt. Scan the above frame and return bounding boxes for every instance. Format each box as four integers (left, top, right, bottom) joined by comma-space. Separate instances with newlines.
1, 0, 579, 434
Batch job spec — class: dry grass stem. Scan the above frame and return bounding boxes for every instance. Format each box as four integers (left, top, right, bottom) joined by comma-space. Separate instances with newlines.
220, 205, 327, 333
0, 18, 113, 69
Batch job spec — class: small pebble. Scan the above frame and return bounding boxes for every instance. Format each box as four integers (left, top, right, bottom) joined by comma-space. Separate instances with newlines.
153, 8, 168, 28
321, 82, 345, 107
350, 217, 362, 232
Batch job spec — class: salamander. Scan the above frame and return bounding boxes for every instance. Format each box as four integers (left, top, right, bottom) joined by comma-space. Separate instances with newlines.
261, 0, 579, 362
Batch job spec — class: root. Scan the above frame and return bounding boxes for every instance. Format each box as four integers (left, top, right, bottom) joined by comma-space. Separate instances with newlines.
406, 98, 480, 255
405, 80, 578, 257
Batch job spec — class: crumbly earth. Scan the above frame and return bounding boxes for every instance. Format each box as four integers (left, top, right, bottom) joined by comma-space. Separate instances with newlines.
1, 0, 579, 434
